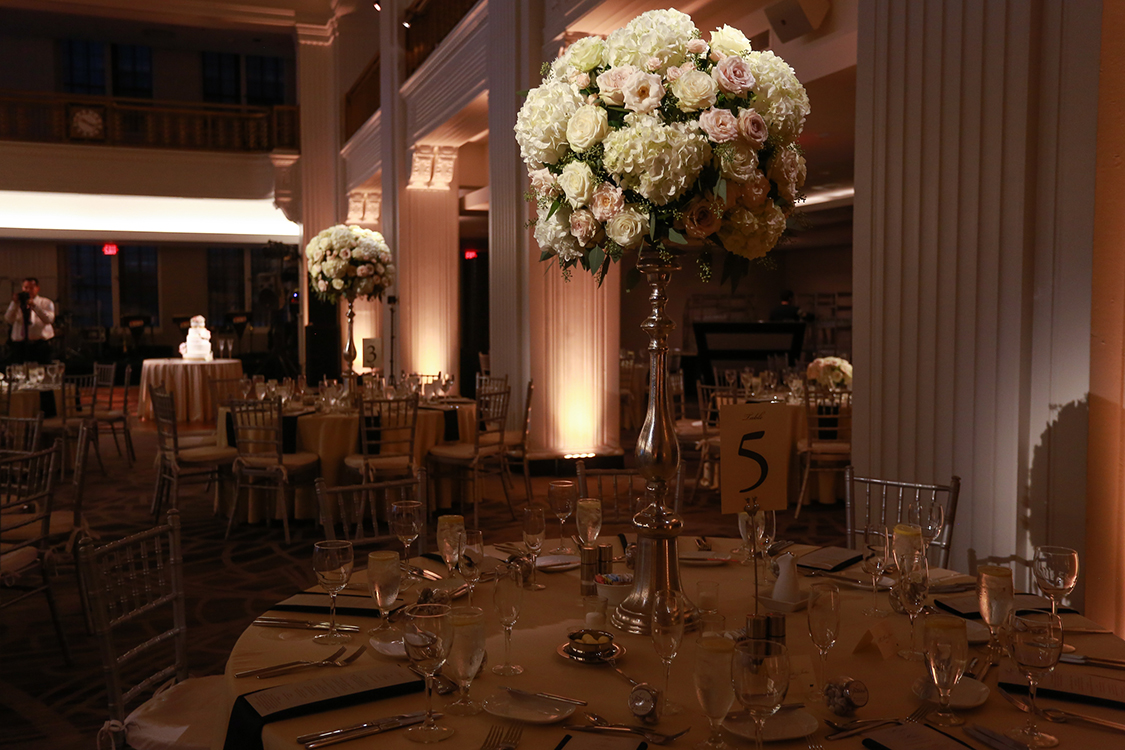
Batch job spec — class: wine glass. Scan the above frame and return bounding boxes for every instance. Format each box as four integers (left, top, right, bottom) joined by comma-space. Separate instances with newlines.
910, 502, 945, 553
547, 480, 576, 554
806, 582, 840, 700
312, 540, 354, 645
576, 498, 602, 545
652, 590, 687, 716
444, 606, 486, 716
861, 527, 890, 617
366, 550, 401, 642
402, 603, 455, 743
436, 514, 464, 578
897, 550, 930, 660
457, 529, 484, 606
694, 630, 736, 750
977, 565, 1015, 665
492, 562, 524, 676
923, 615, 969, 726
892, 522, 924, 568
522, 507, 547, 591
1033, 546, 1079, 616
390, 500, 424, 573
1007, 611, 1064, 748
753, 510, 776, 575
732, 640, 790, 750
239, 377, 253, 399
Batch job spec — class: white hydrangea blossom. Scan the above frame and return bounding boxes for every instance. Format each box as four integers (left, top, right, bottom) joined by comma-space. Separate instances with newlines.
514, 79, 585, 169
534, 204, 582, 262
602, 114, 712, 206
606, 9, 698, 73
745, 50, 810, 142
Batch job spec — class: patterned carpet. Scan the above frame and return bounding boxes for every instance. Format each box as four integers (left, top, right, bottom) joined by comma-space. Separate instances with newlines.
0, 427, 846, 749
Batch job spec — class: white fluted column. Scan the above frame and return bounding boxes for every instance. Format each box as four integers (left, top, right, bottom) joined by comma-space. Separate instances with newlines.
380, 0, 408, 379
853, 0, 1100, 583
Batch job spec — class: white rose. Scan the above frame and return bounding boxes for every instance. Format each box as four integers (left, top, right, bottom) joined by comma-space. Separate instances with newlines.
697, 107, 739, 143
605, 205, 647, 249
710, 25, 752, 58
566, 105, 610, 153
331, 278, 345, 290
670, 69, 718, 111
721, 141, 759, 183
623, 71, 665, 114
596, 65, 639, 106
565, 36, 606, 72
558, 161, 596, 209
338, 247, 351, 260
768, 147, 806, 204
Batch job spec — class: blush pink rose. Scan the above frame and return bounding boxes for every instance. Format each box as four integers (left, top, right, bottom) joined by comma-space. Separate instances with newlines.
529, 168, 559, 198
589, 182, 625, 222
682, 196, 724, 239
738, 109, 769, 148
740, 170, 771, 208
712, 55, 755, 95
697, 107, 739, 143
686, 38, 708, 55
597, 65, 638, 106
646, 56, 662, 72
569, 208, 604, 247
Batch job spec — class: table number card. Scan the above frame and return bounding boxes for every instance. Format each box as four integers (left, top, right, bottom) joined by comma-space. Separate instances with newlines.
854, 619, 900, 660
720, 402, 793, 514
362, 337, 383, 369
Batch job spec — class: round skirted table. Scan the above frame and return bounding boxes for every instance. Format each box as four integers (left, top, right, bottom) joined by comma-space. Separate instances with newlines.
138, 358, 243, 423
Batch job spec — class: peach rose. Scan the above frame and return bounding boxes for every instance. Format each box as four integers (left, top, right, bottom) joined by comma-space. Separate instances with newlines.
589, 182, 625, 222
682, 196, 724, 239
738, 109, 768, 148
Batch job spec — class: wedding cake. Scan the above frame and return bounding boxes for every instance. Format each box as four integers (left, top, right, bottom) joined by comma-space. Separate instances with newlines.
179, 315, 213, 361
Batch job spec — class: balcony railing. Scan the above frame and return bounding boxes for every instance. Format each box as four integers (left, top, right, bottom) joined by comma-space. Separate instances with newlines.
404, 0, 479, 79
0, 90, 299, 153
344, 55, 380, 141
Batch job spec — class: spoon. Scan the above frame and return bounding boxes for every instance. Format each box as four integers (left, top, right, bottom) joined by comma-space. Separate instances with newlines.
998, 688, 1125, 732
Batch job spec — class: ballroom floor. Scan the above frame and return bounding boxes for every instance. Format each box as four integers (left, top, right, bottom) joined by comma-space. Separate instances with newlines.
0, 426, 847, 749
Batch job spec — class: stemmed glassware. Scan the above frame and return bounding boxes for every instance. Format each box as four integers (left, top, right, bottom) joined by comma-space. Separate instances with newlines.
444, 606, 486, 716
923, 615, 969, 726
738, 509, 775, 568
366, 550, 401, 642
1007, 611, 1064, 748
910, 503, 946, 553
522, 507, 547, 591
1033, 546, 1079, 616
402, 603, 455, 743
312, 540, 354, 645
457, 530, 484, 605
547, 481, 576, 554
652, 590, 687, 716
492, 562, 524, 676
807, 582, 840, 700
576, 497, 602, 545
732, 640, 790, 750
694, 624, 736, 750
436, 514, 465, 579
897, 550, 930, 660
861, 527, 890, 617
977, 565, 1015, 664
390, 500, 424, 574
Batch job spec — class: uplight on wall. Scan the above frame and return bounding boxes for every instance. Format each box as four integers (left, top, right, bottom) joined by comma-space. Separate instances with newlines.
563, 453, 596, 459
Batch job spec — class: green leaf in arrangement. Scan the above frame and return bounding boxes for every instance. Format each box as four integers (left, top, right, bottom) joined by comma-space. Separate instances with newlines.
649, 211, 657, 241
624, 267, 643, 292
715, 178, 728, 203
667, 228, 688, 245
589, 245, 606, 274
546, 197, 563, 222
721, 252, 751, 293
540, 249, 554, 262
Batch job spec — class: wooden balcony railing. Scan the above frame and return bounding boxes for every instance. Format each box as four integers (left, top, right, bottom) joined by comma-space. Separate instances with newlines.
404, 0, 479, 79
0, 90, 299, 153
344, 54, 380, 142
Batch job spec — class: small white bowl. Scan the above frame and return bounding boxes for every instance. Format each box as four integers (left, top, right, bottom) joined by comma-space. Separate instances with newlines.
597, 580, 633, 607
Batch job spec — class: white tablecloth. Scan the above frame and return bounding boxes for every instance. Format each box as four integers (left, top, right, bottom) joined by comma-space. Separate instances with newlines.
214, 537, 1125, 749
138, 358, 243, 422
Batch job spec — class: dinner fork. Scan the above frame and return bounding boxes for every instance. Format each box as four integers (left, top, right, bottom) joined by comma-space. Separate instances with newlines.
497, 725, 522, 749
807, 736, 825, 750
235, 646, 346, 678
905, 705, 929, 724
251, 645, 367, 679
478, 725, 502, 749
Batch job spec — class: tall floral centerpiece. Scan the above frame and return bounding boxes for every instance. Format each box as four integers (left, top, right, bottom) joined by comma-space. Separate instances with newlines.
305, 224, 395, 373
515, 9, 809, 634
807, 356, 853, 390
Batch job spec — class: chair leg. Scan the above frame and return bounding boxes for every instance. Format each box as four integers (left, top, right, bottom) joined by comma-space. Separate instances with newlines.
522, 455, 534, 504
122, 421, 136, 465
107, 422, 123, 457
471, 465, 480, 529
691, 445, 708, 505
279, 485, 291, 545
794, 454, 811, 520
89, 424, 106, 475
151, 465, 165, 520
226, 475, 244, 539
42, 567, 73, 666
496, 460, 517, 521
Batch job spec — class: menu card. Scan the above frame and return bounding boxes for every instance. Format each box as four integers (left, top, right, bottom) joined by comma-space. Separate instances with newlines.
861, 722, 975, 750
553, 734, 648, 750
271, 592, 383, 617
795, 546, 863, 572
933, 593, 1075, 619
998, 665, 1125, 708
223, 664, 422, 750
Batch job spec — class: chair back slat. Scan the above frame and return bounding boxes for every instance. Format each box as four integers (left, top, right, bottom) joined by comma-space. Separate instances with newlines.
0, 440, 61, 554
514, 380, 534, 447
576, 459, 646, 520
316, 471, 427, 546
475, 388, 510, 450
476, 374, 508, 394
359, 395, 419, 466
802, 382, 852, 447
0, 413, 43, 454
93, 363, 117, 410
151, 388, 181, 457
230, 398, 284, 464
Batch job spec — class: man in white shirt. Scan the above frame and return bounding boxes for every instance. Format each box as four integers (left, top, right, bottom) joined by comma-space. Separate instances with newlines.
5, 277, 56, 364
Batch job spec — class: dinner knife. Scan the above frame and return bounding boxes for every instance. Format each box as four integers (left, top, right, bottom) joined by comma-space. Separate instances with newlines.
251, 618, 361, 633
302, 713, 434, 749
503, 686, 588, 705
964, 723, 1032, 750
297, 711, 427, 744
1059, 654, 1125, 670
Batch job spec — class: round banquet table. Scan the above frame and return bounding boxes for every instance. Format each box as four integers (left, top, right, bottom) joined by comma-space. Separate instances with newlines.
138, 358, 243, 422
5, 386, 61, 418
215, 537, 1125, 750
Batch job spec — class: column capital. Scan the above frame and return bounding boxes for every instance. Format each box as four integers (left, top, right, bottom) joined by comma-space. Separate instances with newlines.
296, 20, 336, 47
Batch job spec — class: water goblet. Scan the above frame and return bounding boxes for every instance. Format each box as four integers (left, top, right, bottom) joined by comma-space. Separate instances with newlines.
547, 480, 576, 554
522, 507, 547, 590
732, 640, 790, 750
694, 629, 735, 750
239, 377, 253, 399
977, 565, 1015, 664
402, 603, 455, 743
861, 527, 891, 617
652, 589, 686, 716
806, 582, 840, 700
457, 530, 484, 606
923, 615, 969, 726
435, 514, 464, 579
390, 500, 424, 573
312, 540, 354, 645
492, 563, 524, 675
1007, 611, 1064, 748
897, 550, 930, 660
366, 550, 401, 642
576, 497, 602, 545
1033, 546, 1079, 617
444, 606, 486, 716
892, 522, 924, 568
910, 503, 945, 552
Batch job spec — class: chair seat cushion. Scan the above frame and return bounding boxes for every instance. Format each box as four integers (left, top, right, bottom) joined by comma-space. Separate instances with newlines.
94, 409, 126, 420
177, 446, 238, 464
238, 451, 320, 472
796, 438, 852, 455
121, 675, 226, 750
0, 510, 78, 542
178, 432, 218, 449
0, 544, 38, 577
502, 429, 523, 447
343, 453, 412, 472
429, 442, 503, 462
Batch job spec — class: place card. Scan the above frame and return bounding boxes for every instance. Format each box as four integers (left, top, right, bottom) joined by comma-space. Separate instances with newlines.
998, 665, 1125, 708
553, 733, 648, 750
854, 619, 900, 660
271, 592, 382, 618
861, 722, 975, 750
795, 546, 863, 572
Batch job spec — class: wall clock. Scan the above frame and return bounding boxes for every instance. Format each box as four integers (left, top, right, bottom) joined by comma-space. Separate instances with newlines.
68, 106, 106, 140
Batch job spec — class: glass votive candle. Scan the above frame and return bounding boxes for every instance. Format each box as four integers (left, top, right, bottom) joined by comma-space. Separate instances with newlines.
697, 580, 720, 615
583, 595, 608, 628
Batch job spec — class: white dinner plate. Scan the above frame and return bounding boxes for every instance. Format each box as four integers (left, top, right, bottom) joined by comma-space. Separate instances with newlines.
679, 550, 732, 566
537, 554, 581, 572
911, 676, 990, 708
368, 635, 407, 659
483, 691, 577, 723
724, 709, 818, 741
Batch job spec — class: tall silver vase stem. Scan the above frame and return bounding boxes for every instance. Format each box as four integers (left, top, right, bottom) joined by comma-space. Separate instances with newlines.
611, 250, 697, 634
342, 298, 357, 374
